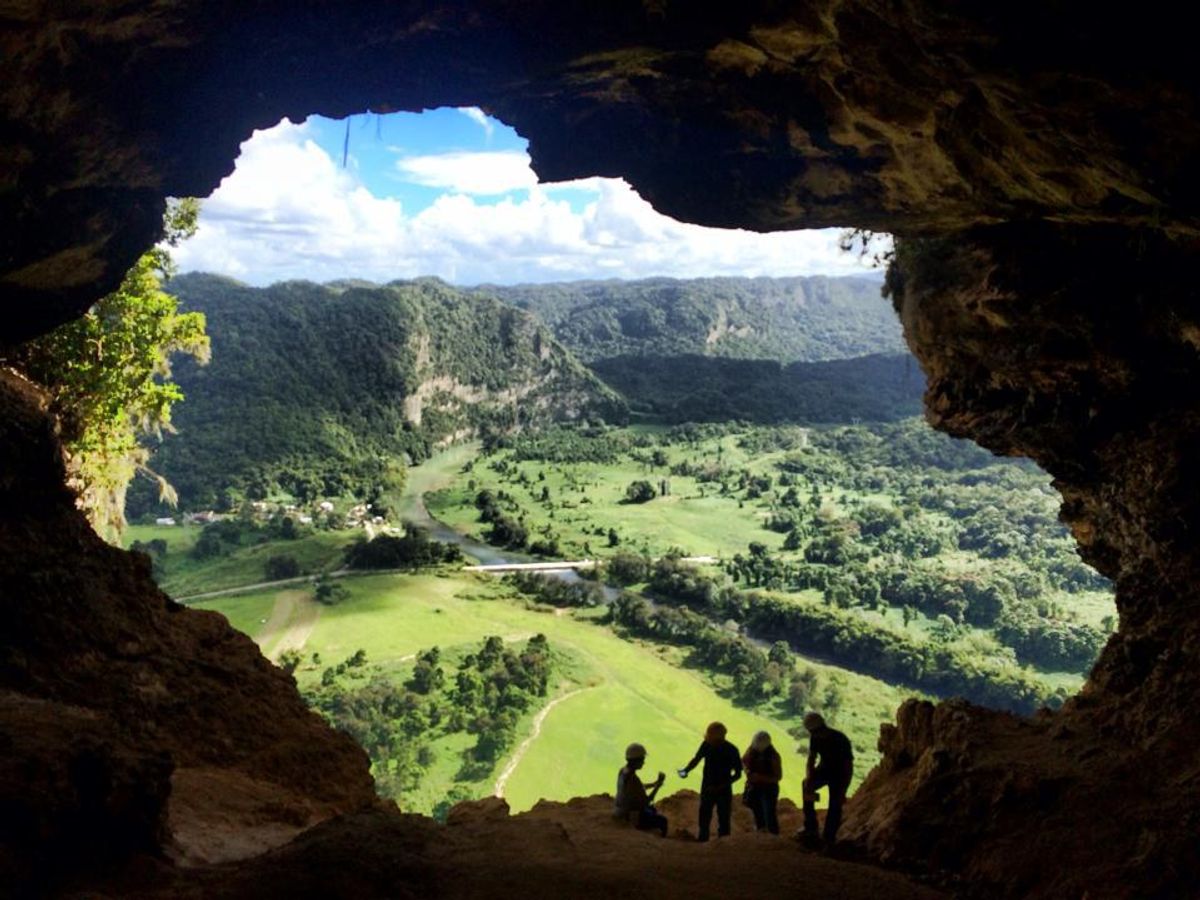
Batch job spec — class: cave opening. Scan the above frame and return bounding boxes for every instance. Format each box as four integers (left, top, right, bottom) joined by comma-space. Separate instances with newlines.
91, 106, 1115, 826
4, 6, 1197, 897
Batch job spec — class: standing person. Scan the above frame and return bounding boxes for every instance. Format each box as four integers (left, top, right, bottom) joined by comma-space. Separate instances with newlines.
742, 730, 782, 835
614, 742, 668, 836
678, 721, 742, 841
801, 712, 853, 846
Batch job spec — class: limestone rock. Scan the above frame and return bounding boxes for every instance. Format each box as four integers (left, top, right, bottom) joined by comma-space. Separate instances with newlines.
0, 370, 377, 895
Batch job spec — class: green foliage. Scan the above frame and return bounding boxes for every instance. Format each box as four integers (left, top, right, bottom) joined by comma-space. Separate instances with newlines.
643, 557, 1055, 714
623, 480, 657, 504
14, 199, 210, 540
603, 550, 653, 586
478, 275, 919, 425
138, 274, 627, 513
343, 526, 463, 570
434, 418, 1113, 699
506, 572, 607, 608
265, 554, 301, 580
314, 573, 351, 605
483, 275, 901, 363
304, 633, 554, 800
591, 353, 925, 424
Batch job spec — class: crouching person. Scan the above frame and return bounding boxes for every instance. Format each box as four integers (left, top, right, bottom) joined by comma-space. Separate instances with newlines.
614, 742, 668, 836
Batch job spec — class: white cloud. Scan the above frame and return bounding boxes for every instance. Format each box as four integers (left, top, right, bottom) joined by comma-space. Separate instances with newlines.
457, 106, 495, 140
174, 120, 887, 287
394, 150, 537, 195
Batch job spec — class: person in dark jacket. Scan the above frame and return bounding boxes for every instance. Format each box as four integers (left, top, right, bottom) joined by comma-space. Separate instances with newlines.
801, 712, 853, 846
742, 730, 782, 834
614, 742, 668, 836
678, 721, 742, 841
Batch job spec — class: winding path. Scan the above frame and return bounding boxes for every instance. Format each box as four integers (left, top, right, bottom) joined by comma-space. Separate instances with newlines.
259, 590, 320, 661
494, 687, 590, 798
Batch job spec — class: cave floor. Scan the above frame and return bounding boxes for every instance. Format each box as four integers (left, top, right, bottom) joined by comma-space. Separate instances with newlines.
93, 795, 946, 900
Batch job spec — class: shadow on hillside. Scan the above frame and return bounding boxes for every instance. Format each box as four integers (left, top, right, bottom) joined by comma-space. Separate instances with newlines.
589, 353, 925, 425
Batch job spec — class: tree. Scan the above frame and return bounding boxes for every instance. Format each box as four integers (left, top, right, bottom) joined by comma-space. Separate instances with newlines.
410, 647, 445, 694
265, 554, 301, 580
314, 574, 351, 605
624, 480, 657, 504
278, 649, 302, 674
12, 199, 209, 540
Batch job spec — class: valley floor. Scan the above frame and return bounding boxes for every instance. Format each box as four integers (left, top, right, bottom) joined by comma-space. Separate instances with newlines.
195, 571, 910, 814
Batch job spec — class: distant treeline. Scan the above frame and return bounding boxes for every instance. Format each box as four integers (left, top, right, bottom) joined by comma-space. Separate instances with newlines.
640, 557, 1057, 714
131, 272, 918, 517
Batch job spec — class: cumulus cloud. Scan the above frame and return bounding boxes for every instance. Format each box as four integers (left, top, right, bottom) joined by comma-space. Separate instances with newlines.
394, 150, 537, 195
457, 106, 495, 139
174, 120, 886, 286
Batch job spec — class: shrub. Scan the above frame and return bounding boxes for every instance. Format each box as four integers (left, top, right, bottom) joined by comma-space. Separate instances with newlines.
265, 554, 301, 580
623, 480, 657, 504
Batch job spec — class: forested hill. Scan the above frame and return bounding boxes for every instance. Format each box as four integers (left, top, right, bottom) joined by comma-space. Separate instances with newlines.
475, 275, 900, 363
138, 275, 626, 511
474, 275, 921, 424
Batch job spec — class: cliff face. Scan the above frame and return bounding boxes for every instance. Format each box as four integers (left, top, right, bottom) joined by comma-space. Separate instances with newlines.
0, 370, 378, 890
834, 225, 1200, 896
3, 3, 1200, 898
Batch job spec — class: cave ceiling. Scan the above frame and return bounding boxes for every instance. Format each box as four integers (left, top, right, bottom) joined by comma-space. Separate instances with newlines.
3, 1, 1198, 341
5, 5, 1200, 897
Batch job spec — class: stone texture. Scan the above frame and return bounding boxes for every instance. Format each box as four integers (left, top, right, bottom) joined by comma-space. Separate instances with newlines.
84, 797, 945, 900
4, 3, 1200, 338
836, 228, 1200, 897
4, 3, 1200, 898
0, 370, 377, 895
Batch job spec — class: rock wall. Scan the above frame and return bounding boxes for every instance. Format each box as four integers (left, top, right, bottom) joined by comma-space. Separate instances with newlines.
4, 2, 1200, 339
4, 2, 1200, 897
0, 370, 377, 894
839, 227, 1200, 896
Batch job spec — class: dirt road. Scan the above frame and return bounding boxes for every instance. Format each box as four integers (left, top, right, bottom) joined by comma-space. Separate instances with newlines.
258, 590, 321, 661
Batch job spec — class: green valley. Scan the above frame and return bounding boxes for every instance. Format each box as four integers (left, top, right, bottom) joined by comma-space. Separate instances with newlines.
186, 567, 913, 815
117, 272, 1114, 823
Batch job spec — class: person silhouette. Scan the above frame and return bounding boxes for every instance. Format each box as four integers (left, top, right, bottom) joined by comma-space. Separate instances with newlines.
614, 742, 668, 836
742, 730, 782, 834
801, 712, 853, 847
678, 721, 742, 841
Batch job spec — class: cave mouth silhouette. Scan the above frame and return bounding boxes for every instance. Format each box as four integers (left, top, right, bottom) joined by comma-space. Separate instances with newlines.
4, 5, 1200, 897
142, 111, 1113, 825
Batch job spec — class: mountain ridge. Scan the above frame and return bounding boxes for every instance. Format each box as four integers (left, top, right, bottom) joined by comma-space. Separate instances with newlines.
138, 274, 625, 510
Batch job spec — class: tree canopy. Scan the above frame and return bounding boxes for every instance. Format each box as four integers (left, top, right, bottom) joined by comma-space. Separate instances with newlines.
13, 199, 209, 539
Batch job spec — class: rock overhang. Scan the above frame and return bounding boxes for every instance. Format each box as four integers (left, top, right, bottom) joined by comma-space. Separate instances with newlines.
4, 2, 1200, 340
4, 3, 1200, 897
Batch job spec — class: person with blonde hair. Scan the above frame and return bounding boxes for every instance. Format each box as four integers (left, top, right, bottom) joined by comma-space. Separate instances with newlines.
742, 730, 783, 834
678, 721, 742, 841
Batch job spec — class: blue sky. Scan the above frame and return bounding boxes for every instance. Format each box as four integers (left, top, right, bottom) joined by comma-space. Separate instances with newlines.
174, 108, 887, 285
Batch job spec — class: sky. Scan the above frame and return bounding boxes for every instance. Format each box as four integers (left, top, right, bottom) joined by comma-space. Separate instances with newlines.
173, 107, 886, 286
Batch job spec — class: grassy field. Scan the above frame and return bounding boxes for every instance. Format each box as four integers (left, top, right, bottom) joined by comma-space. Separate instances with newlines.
125, 524, 355, 597
196, 571, 914, 815
426, 429, 1113, 692
191, 591, 275, 640
427, 441, 778, 559
174, 430, 1109, 817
